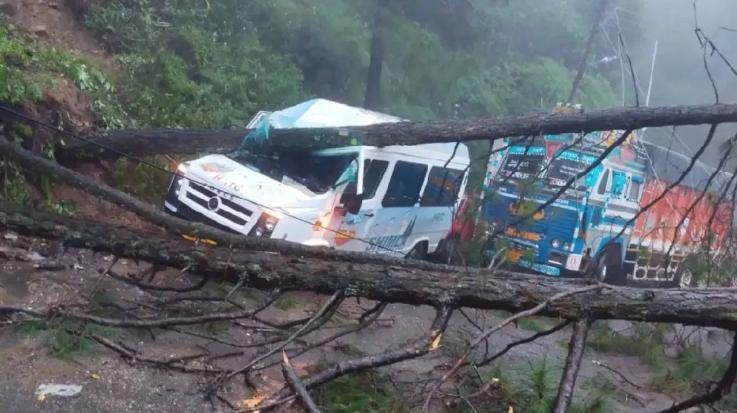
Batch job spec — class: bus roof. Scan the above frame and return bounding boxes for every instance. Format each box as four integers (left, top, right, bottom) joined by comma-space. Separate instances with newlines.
251, 99, 469, 166
253, 98, 403, 128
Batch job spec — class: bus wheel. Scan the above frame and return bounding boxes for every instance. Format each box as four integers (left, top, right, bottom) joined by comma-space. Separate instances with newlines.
594, 249, 625, 285
406, 242, 427, 261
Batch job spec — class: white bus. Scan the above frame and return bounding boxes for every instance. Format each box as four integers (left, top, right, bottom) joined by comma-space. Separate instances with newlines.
164, 99, 470, 259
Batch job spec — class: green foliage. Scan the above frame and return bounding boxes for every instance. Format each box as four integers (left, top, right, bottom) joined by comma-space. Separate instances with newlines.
683, 249, 737, 287
315, 373, 408, 413
588, 323, 737, 408
272, 293, 305, 311
0, 24, 43, 103
0, 22, 126, 127
46, 199, 78, 216
648, 343, 737, 410
486, 357, 610, 413
454, 237, 488, 267
86, 0, 304, 128
650, 344, 722, 393
516, 317, 551, 333
0, 158, 28, 204
15, 318, 119, 360
110, 157, 172, 204
587, 322, 667, 370
575, 374, 616, 413
83, 0, 618, 130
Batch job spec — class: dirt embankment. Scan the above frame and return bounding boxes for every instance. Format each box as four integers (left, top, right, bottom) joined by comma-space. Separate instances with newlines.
1, 0, 164, 230
2, 0, 111, 135
10, 0, 112, 67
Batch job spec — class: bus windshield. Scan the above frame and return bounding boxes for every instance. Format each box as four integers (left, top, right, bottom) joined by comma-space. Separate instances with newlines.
230, 150, 357, 194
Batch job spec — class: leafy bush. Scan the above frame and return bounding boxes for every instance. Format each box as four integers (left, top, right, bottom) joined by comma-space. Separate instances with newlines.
588, 322, 667, 370
651, 344, 730, 397
0, 25, 43, 103
86, 0, 304, 128
486, 358, 610, 413
0, 23, 127, 128
110, 157, 172, 204
315, 373, 407, 413
15, 318, 119, 359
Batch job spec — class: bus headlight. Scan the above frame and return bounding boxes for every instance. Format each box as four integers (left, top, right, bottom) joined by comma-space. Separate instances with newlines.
249, 213, 279, 238
176, 162, 189, 175
551, 238, 562, 249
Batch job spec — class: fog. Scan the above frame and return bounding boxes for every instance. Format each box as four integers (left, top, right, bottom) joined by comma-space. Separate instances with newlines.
615, 0, 737, 167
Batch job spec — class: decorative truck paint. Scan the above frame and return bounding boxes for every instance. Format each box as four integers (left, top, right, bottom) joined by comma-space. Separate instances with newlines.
481, 122, 732, 286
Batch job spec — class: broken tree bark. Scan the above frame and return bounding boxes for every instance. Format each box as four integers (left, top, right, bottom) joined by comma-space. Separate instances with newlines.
56, 103, 737, 161
4, 206, 737, 328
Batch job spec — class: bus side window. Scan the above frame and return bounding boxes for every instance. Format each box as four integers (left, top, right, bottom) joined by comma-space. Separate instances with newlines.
364, 160, 389, 199
343, 159, 389, 200
382, 161, 428, 207
420, 167, 464, 207
597, 169, 610, 195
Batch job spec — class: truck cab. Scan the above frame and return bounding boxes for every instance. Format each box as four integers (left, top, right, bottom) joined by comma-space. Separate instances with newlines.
481, 129, 647, 284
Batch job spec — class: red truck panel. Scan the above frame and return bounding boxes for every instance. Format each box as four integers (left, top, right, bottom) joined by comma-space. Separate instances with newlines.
450, 197, 477, 241
633, 179, 732, 252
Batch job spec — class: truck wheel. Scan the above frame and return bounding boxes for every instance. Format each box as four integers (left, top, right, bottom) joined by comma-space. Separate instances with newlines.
594, 249, 626, 285
674, 268, 693, 288
406, 242, 427, 261
437, 238, 457, 265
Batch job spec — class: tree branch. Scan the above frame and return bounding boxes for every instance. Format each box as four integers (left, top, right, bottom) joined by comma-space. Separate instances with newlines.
658, 331, 737, 413
0, 136, 483, 274
281, 351, 323, 413
225, 291, 344, 380
250, 306, 453, 412
552, 318, 591, 413
423, 285, 602, 410
475, 320, 571, 367
54, 103, 737, 161
4, 207, 737, 329
0, 289, 281, 328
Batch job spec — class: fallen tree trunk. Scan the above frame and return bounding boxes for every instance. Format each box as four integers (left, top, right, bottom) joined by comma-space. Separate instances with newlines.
57, 103, 737, 161
4, 206, 737, 329
0, 137, 460, 272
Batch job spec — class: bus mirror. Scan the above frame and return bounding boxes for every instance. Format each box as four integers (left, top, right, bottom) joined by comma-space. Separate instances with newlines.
342, 193, 363, 214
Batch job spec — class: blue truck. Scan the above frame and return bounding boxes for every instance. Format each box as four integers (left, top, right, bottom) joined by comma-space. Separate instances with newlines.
481, 127, 650, 285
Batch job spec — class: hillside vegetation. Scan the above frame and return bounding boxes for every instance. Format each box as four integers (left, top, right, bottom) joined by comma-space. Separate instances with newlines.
3, 0, 629, 130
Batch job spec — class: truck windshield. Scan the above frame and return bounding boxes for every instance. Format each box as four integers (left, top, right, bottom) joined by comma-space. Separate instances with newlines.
545, 150, 595, 187
494, 146, 545, 188
230, 150, 357, 194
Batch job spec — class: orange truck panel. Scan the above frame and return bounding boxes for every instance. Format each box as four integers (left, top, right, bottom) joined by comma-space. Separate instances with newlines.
633, 179, 732, 252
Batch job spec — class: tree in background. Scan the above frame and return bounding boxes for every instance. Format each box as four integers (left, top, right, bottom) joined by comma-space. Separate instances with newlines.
363, 0, 388, 110
82, 0, 630, 128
